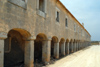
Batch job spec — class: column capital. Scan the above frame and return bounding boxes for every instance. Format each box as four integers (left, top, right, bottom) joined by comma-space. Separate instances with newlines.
0, 32, 7, 40
25, 36, 36, 41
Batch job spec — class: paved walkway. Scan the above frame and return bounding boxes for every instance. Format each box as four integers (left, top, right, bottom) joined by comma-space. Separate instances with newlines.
47, 45, 100, 67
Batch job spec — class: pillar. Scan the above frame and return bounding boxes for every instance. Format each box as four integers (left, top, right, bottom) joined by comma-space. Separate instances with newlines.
74, 42, 76, 52
78, 42, 80, 50
42, 40, 51, 64
65, 42, 69, 54
24, 39, 34, 67
73, 42, 75, 52
0, 39, 5, 67
54, 42, 59, 59
61, 42, 65, 56
0, 32, 7, 67
76, 42, 78, 51
71, 42, 73, 53
79, 42, 81, 50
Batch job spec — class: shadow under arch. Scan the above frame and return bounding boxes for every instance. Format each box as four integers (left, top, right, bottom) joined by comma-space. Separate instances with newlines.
34, 33, 48, 63
69, 39, 73, 54
4, 28, 31, 67
51, 36, 59, 59
59, 38, 65, 57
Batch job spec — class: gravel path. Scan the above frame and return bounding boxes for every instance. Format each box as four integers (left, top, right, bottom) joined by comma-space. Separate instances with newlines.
47, 45, 100, 67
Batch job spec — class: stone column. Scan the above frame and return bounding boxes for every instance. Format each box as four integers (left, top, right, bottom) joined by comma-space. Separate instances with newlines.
61, 42, 65, 56
83, 42, 85, 48
42, 40, 51, 64
71, 42, 73, 53
0, 39, 5, 67
80, 42, 81, 49
76, 42, 78, 51
24, 39, 34, 67
78, 42, 80, 50
82, 42, 83, 49
65, 42, 69, 55
0, 32, 7, 67
77, 42, 79, 51
54, 42, 59, 59
81, 42, 82, 49
75, 42, 76, 52
73, 42, 76, 52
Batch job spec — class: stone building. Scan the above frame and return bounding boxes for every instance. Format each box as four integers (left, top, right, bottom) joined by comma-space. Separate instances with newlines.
0, 0, 91, 67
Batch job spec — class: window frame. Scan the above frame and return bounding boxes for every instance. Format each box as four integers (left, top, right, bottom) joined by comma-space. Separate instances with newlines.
74, 23, 76, 32
65, 16, 68, 28
8, 0, 27, 9
56, 7, 60, 22
36, 0, 47, 18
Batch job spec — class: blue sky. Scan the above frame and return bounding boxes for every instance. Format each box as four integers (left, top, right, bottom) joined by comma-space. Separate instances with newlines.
60, 0, 100, 41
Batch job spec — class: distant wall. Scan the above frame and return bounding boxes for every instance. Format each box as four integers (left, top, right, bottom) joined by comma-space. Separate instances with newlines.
91, 41, 99, 45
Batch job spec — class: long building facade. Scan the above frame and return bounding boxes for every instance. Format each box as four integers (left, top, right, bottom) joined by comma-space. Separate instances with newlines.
0, 0, 91, 67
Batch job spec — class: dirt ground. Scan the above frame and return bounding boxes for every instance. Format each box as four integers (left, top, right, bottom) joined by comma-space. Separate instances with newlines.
46, 45, 100, 67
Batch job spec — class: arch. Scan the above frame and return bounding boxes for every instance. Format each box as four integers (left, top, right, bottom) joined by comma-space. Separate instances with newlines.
36, 33, 48, 41
60, 38, 65, 43
52, 36, 59, 43
4, 28, 31, 67
51, 36, 59, 58
59, 38, 65, 57
66, 39, 69, 42
69, 39, 73, 53
34, 33, 48, 63
73, 39, 76, 42
70, 39, 73, 42
8, 28, 31, 40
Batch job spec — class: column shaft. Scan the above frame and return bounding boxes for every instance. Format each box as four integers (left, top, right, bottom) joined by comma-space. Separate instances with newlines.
0, 40, 4, 67
25, 40, 34, 67
71, 42, 73, 53
54, 42, 59, 59
61, 42, 65, 56
42, 40, 51, 64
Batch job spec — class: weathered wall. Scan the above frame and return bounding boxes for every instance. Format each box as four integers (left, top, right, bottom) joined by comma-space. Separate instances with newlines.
0, 0, 91, 41
0, 0, 91, 66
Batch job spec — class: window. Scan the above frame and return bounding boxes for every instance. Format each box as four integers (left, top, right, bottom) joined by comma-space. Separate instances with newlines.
83, 30, 84, 36
39, 0, 45, 12
56, 11, 59, 22
56, 7, 60, 22
78, 26, 79, 33
22, 0, 25, 1
74, 24, 76, 32
37, 0, 47, 18
65, 18, 68, 27
81, 29, 82, 36
8, 0, 27, 9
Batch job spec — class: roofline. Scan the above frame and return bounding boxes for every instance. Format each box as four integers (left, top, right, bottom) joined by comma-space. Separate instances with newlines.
57, 0, 91, 36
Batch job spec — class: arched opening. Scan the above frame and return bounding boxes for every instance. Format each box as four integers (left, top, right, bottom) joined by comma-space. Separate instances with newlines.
4, 28, 31, 67
34, 33, 47, 63
59, 38, 65, 57
73, 39, 76, 52
51, 36, 58, 59
65, 39, 69, 54
69, 39, 73, 54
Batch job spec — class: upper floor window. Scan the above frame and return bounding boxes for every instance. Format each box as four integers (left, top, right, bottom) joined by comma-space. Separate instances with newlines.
22, 0, 25, 1
65, 18, 68, 27
39, 0, 45, 12
37, 0, 47, 18
81, 29, 82, 36
56, 11, 59, 22
56, 7, 60, 22
78, 26, 79, 33
74, 23, 76, 32
8, 0, 27, 9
